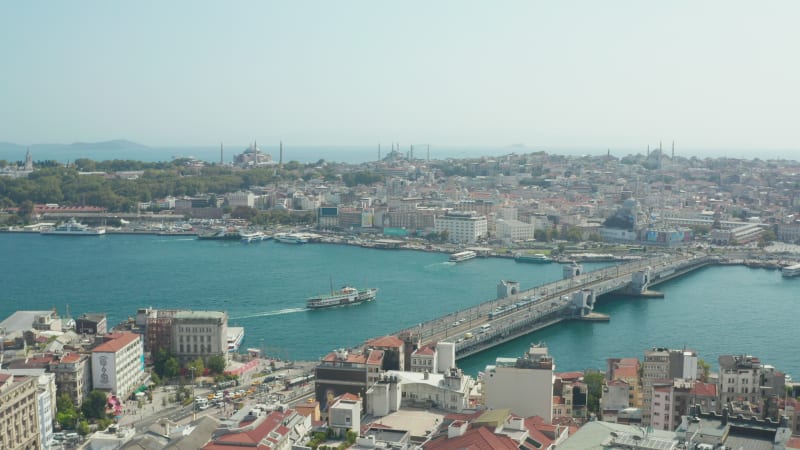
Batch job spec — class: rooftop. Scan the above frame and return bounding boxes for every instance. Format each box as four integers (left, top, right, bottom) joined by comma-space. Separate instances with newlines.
93, 333, 140, 353
174, 310, 227, 320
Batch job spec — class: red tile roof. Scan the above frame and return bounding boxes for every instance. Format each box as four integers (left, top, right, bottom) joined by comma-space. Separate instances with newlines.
60, 352, 83, 363
424, 425, 518, 450
613, 365, 638, 379
690, 381, 716, 398
367, 349, 385, 365
92, 332, 140, 353
414, 346, 436, 356
556, 371, 583, 381
204, 410, 292, 449
367, 335, 405, 348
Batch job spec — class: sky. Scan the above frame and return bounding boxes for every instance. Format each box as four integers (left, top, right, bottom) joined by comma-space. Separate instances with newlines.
1, 1, 799, 157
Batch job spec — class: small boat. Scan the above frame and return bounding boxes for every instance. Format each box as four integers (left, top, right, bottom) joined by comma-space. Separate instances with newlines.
514, 253, 552, 264
781, 263, 800, 278
307, 282, 378, 310
449, 251, 477, 262
40, 218, 106, 236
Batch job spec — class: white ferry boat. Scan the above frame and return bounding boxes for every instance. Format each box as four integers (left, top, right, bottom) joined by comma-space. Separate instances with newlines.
307, 286, 378, 309
40, 218, 106, 236
781, 263, 800, 278
227, 327, 245, 352
449, 250, 477, 263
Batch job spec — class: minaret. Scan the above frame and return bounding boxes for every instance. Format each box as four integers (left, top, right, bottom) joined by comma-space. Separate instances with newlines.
220, 142, 224, 165
254, 140, 259, 164
279, 141, 283, 166
647, 145, 650, 157
410, 144, 414, 160
378, 144, 381, 161
24, 147, 33, 170
427, 145, 430, 161
671, 141, 675, 159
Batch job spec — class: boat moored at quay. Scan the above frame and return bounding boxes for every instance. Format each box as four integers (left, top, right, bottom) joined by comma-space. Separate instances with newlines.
40, 218, 106, 236
514, 253, 552, 264
782, 263, 800, 278
449, 250, 477, 262
197, 228, 242, 241
274, 233, 309, 244
307, 286, 378, 309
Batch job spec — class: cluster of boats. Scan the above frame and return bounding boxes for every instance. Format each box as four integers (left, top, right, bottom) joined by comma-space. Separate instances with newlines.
196, 228, 318, 244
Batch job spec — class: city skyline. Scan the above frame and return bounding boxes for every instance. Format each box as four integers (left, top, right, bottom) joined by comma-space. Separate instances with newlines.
2, 1, 800, 156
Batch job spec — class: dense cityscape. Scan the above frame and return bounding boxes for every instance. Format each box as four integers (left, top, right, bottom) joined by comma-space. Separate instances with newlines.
1, 143, 799, 449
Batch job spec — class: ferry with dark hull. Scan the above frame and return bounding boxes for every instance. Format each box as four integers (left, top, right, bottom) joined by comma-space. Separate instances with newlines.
197, 228, 242, 241
307, 286, 378, 310
514, 253, 552, 264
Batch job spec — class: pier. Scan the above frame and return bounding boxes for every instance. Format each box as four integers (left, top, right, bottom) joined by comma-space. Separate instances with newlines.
389, 253, 713, 359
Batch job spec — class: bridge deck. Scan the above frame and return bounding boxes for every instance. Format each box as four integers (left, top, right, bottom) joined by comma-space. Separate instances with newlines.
390, 254, 712, 359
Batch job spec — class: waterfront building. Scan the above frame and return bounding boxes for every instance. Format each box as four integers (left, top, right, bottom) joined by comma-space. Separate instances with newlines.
483, 344, 555, 423
225, 190, 255, 208
495, 218, 535, 243
75, 313, 107, 335
91, 332, 145, 399
718, 354, 764, 410
170, 310, 228, 365
711, 223, 765, 245
366, 335, 406, 371
434, 210, 487, 244
50, 352, 91, 407
140, 308, 178, 354
0, 372, 41, 450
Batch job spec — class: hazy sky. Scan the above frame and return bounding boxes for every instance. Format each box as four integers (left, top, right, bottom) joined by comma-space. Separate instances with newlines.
2, 1, 799, 155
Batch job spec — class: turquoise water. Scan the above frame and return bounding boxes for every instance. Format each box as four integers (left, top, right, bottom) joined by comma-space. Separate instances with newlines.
1, 233, 797, 379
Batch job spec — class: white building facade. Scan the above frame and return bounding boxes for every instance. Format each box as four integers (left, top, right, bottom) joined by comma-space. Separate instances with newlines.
495, 218, 535, 242
171, 311, 228, 365
434, 211, 488, 244
91, 333, 145, 399
483, 344, 554, 422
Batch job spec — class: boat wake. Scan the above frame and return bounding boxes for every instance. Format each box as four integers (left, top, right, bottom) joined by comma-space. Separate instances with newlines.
232, 307, 308, 320
425, 262, 456, 270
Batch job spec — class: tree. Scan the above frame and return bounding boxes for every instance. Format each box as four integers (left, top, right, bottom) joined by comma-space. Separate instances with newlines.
77, 420, 91, 436
81, 390, 110, 420
698, 359, 711, 381
187, 358, 205, 378
56, 393, 78, 429
584, 372, 605, 415
207, 355, 227, 374
164, 358, 179, 378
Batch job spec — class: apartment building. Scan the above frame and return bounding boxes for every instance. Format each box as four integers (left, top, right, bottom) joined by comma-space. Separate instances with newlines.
91, 332, 145, 400
170, 310, 228, 365
483, 344, 554, 422
0, 373, 41, 450
434, 210, 487, 244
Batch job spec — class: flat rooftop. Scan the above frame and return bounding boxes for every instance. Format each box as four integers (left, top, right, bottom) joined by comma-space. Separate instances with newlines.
369, 408, 445, 438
